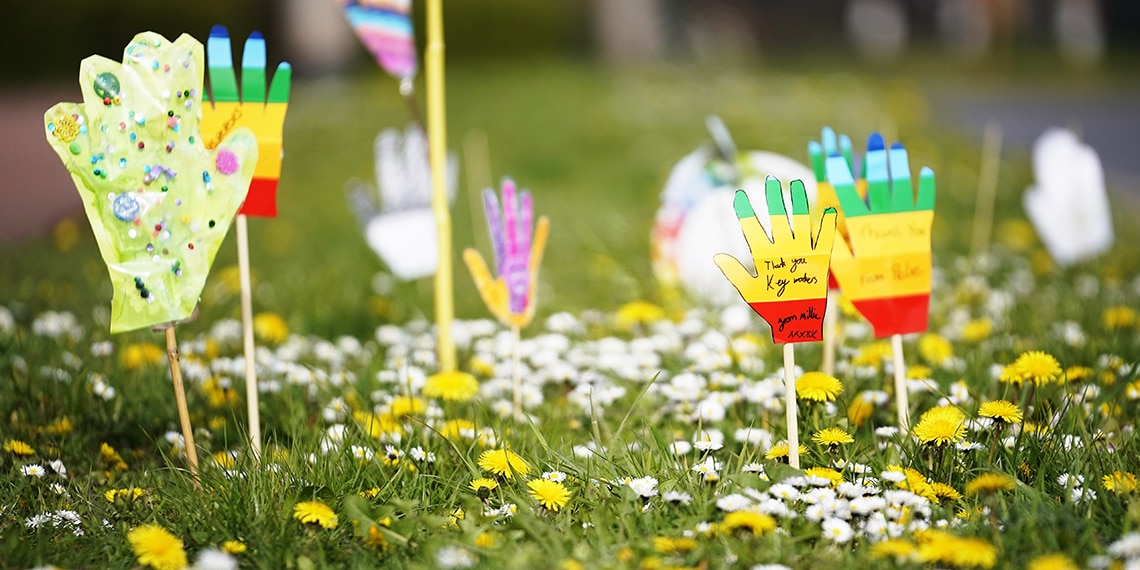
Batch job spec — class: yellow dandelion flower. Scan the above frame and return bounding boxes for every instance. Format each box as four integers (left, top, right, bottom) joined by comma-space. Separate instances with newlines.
1001, 351, 1063, 386
721, 510, 776, 537
389, 396, 426, 418
221, 540, 247, 555
213, 451, 236, 470
423, 371, 480, 402
616, 300, 666, 330
930, 482, 962, 502
4, 439, 35, 456
1027, 553, 1079, 570
804, 467, 844, 486
912, 406, 966, 446
120, 343, 166, 370
527, 478, 570, 511
796, 372, 843, 402
918, 334, 953, 366
916, 530, 997, 569
127, 524, 188, 570
977, 400, 1022, 425
202, 377, 240, 409
965, 472, 1016, 495
851, 341, 892, 368
470, 477, 499, 499
1063, 366, 1093, 383
653, 536, 698, 554
812, 427, 854, 447
1103, 471, 1139, 494
46, 416, 74, 436
997, 219, 1037, 251
365, 524, 390, 551
353, 411, 402, 440
1103, 305, 1138, 329
478, 449, 530, 479
474, 532, 497, 548
359, 487, 381, 500
252, 312, 289, 344
439, 419, 477, 441
870, 538, 917, 561
961, 318, 993, 343
104, 487, 145, 503
765, 441, 809, 461
560, 559, 584, 570
293, 500, 338, 529
848, 391, 876, 427
890, 467, 939, 502
907, 364, 934, 380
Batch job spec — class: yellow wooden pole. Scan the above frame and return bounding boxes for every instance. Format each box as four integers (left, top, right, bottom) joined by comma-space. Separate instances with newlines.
427, 0, 456, 372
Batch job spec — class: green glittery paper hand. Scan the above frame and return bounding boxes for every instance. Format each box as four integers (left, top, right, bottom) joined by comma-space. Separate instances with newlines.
44, 32, 258, 333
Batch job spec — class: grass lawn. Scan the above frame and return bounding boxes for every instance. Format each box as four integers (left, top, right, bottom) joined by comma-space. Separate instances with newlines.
2, 57, 1139, 569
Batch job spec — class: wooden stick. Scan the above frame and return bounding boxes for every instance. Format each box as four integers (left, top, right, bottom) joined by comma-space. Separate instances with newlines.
511, 324, 522, 420
164, 325, 200, 487
891, 333, 910, 431
236, 214, 262, 458
426, 0, 456, 373
970, 122, 1003, 258
783, 342, 800, 469
821, 294, 838, 377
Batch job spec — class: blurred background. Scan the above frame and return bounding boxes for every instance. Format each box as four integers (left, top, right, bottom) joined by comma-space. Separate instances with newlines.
3, 0, 1138, 336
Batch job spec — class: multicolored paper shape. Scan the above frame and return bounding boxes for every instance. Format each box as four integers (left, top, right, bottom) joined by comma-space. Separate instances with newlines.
463, 179, 550, 329
826, 133, 936, 338
714, 177, 837, 344
346, 124, 458, 279
202, 25, 291, 217
44, 32, 257, 333
338, 0, 418, 80
1024, 127, 1113, 266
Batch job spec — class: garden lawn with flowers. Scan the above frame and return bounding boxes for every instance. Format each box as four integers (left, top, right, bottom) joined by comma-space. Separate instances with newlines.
3, 59, 1140, 569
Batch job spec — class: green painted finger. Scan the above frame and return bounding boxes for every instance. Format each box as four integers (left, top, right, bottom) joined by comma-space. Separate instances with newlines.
826, 154, 870, 217
865, 133, 892, 213
733, 189, 772, 248
241, 30, 267, 105
206, 25, 239, 103
267, 62, 292, 103
839, 134, 854, 174
733, 187, 756, 219
808, 141, 825, 181
916, 167, 936, 211
888, 142, 914, 212
790, 179, 809, 215
764, 176, 786, 216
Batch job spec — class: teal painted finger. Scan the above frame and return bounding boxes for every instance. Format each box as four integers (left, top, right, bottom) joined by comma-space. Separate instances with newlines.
206, 25, 239, 103
764, 176, 786, 216
732, 188, 756, 220
865, 133, 892, 213
241, 31, 267, 105
821, 126, 837, 155
916, 167, 936, 211
826, 154, 870, 217
790, 179, 809, 215
888, 142, 914, 212
839, 134, 854, 174
267, 62, 292, 104
808, 141, 825, 181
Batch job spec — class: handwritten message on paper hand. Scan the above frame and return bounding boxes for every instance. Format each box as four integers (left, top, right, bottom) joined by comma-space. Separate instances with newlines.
202, 25, 291, 217
463, 179, 550, 329
714, 177, 837, 344
44, 32, 257, 333
826, 133, 936, 338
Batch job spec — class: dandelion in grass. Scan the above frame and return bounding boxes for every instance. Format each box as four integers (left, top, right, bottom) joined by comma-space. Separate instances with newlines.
1027, 553, 1079, 570
1001, 350, 1063, 387
765, 441, 809, 463
812, 427, 854, 448
360, 487, 381, 500
653, 536, 698, 554
615, 300, 666, 330
1103, 305, 1137, 329
918, 333, 953, 367
389, 396, 427, 418
965, 473, 1015, 496
913, 406, 966, 447
1103, 471, 1138, 495
221, 540, 246, 555
120, 343, 166, 370
127, 524, 188, 570
439, 419, 477, 441
915, 530, 997, 569
870, 538, 917, 562
252, 312, 289, 344
721, 510, 776, 537
930, 482, 962, 503
796, 372, 843, 402
104, 487, 145, 503
978, 400, 1022, 426
527, 478, 571, 512
961, 318, 992, 343
4, 439, 34, 456
424, 371, 480, 402
473, 531, 496, 548
804, 467, 844, 487
478, 449, 530, 479
1064, 365, 1093, 383
293, 501, 338, 529
470, 478, 499, 500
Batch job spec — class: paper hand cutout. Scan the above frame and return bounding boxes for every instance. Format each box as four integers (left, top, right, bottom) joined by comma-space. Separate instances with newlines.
714, 177, 837, 344
826, 133, 936, 338
346, 124, 457, 280
202, 25, 291, 217
463, 179, 550, 329
1024, 127, 1113, 266
808, 126, 857, 290
339, 0, 417, 81
44, 32, 257, 333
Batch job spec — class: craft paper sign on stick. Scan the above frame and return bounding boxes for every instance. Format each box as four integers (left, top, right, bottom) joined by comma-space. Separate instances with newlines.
339, 0, 417, 81
1024, 127, 1112, 266
463, 179, 550, 329
826, 133, 936, 338
44, 32, 257, 333
714, 177, 837, 344
202, 25, 291, 217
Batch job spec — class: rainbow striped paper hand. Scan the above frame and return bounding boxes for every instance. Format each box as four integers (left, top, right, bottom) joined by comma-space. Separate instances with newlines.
202, 25, 291, 217
43, 32, 257, 333
463, 179, 550, 329
339, 0, 417, 81
714, 177, 838, 344
826, 133, 936, 338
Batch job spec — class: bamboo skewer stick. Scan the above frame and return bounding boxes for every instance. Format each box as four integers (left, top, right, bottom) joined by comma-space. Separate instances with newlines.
892, 333, 910, 431
236, 214, 262, 458
783, 343, 800, 469
164, 325, 200, 488
426, 0, 456, 373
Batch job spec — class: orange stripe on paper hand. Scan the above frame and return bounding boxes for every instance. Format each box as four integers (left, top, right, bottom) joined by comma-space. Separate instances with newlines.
749, 298, 829, 344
